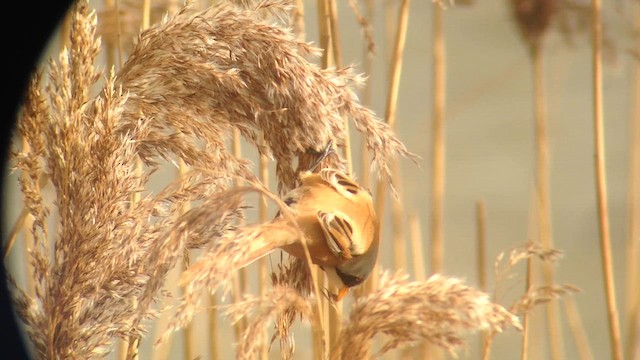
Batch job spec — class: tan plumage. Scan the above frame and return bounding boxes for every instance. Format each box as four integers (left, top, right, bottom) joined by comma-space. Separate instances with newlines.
231, 168, 379, 301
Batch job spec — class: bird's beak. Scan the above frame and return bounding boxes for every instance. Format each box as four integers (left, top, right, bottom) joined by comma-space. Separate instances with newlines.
333, 287, 350, 301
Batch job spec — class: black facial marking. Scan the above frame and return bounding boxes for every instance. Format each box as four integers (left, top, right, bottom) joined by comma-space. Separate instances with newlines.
335, 266, 364, 287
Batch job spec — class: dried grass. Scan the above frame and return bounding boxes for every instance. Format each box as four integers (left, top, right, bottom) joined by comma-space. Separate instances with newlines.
226, 284, 315, 360
331, 271, 521, 359
483, 241, 578, 359
117, 0, 412, 193
8, 1, 413, 358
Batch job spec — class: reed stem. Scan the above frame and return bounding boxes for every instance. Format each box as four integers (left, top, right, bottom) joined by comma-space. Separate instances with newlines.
591, 0, 624, 358
476, 200, 487, 358
373, 0, 410, 220
563, 297, 595, 360
114, 0, 123, 69
626, 7, 640, 360
224, 128, 245, 359
391, 160, 406, 270
258, 141, 269, 360
476, 201, 487, 291
430, 3, 445, 275
316, 1, 338, 354
520, 257, 533, 360
179, 160, 194, 360
293, 0, 305, 41
531, 42, 564, 360
327, 0, 352, 174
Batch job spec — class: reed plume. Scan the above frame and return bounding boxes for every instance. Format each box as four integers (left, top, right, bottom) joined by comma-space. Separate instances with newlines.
9, 1, 412, 358
331, 271, 521, 359
9, 2, 214, 356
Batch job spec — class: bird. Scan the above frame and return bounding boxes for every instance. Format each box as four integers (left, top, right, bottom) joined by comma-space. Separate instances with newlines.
234, 143, 379, 301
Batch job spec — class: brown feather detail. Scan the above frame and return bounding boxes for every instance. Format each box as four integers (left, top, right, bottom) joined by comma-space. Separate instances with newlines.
317, 210, 353, 260
317, 168, 361, 199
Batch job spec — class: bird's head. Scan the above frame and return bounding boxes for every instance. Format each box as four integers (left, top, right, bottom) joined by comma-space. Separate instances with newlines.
326, 236, 380, 301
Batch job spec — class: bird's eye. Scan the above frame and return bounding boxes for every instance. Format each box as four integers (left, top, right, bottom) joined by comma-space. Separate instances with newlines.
284, 197, 296, 207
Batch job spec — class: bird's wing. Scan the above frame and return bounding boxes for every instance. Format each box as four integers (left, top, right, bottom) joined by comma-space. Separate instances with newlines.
317, 210, 354, 260
317, 169, 361, 197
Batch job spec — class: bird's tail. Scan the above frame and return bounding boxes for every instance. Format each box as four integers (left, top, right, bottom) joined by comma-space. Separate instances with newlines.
242, 223, 297, 266
180, 221, 299, 287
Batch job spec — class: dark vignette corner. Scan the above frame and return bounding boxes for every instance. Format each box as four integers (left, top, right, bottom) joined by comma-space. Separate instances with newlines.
1, 1, 74, 358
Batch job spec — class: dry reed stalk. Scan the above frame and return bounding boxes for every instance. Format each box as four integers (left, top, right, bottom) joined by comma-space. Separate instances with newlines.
476, 201, 487, 292
372, 1, 411, 355
532, 43, 565, 360
292, 0, 305, 40
150, 264, 183, 360
354, 0, 374, 190
306, 265, 327, 360
372, 0, 411, 257
141, 0, 151, 30
327, 0, 342, 69
591, 0, 624, 358
409, 213, 431, 359
258, 139, 269, 360
114, 0, 124, 69
476, 201, 488, 357
630, 306, 640, 360
326, 0, 352, 175
385, 0, 407, 273
314, 1, 334, 354
228, 127, 248, 351
318, 0, 332, 69
178, 160, 194, 360
104, 0, 116, 66
209, 294, 220, 360
353, 0, 377, 301
563, 297, 595, 360
409, 214, 425, 282
626, 8, 640, 360
368, 0, 412, 307
520, 257, 533, 360
331, 271, 521, 359
323, 1, 346, 349
383, 0, 409, 134
391, 161, 406, 271
509, 1, 564, 357
430, 0, 445, 276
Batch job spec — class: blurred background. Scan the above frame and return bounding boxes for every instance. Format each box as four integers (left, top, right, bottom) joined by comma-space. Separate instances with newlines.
4, 0, 639, 359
